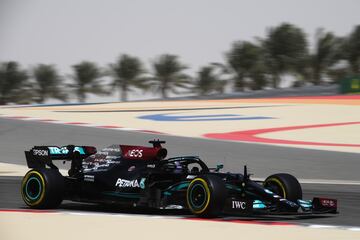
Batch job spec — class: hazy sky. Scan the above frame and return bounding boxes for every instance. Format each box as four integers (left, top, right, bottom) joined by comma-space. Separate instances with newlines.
0, 0, 359, 101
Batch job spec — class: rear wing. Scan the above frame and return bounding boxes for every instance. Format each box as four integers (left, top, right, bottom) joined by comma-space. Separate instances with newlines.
25, 145, 97, 169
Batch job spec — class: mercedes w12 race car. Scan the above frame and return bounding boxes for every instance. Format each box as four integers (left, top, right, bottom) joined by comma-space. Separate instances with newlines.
21, 140, 338, 217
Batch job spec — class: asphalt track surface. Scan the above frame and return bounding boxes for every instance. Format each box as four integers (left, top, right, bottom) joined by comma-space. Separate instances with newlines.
0, 118, 360, 227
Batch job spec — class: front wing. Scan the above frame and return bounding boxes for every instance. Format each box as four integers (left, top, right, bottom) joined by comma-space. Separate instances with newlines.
222, 197, 338, 215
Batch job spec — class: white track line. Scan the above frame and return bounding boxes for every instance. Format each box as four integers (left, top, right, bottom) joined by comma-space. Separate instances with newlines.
307, 224, 360, 231
298, 179, 360, 185
252, 177, 360, 186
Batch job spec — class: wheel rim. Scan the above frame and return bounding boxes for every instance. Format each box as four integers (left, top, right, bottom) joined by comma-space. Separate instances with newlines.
189, 183, 208, 209
264, 179, 286, 198
25, 176, 42, 201
21, 171, 46, 206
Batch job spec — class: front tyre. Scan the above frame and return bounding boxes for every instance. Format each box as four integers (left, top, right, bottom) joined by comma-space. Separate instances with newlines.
21, 169, 64, 209
186, 175, 227, 217
263, 173, 302, 201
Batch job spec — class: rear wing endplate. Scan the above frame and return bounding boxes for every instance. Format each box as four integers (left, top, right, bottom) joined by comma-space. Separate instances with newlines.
25, 145, 97, 169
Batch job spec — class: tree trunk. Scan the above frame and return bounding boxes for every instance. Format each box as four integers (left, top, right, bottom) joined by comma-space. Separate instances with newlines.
351, 61, 360, 76
161, 79, 168, 99
121, 85, 127, 102
161, 87, 168, 99
77, 89, 86, 103
37, 95, 45, 104
313, 64, 321, 85
234, 74, 244, 92
272, 73, 280, 88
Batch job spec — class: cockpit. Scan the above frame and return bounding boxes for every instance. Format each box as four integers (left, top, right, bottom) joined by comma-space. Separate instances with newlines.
160, 156, 209, 174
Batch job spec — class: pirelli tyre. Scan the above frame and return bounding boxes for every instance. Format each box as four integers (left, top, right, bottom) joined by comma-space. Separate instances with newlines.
263, 173, 302, 201
186, 175, 227, 217
21, 169, 64, 209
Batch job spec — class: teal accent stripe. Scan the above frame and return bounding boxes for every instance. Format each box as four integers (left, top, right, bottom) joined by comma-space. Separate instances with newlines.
102, 191, 140, 199
164, 181, 190, 192
253, 200, 266, 209
163, 182, 190, 197
298, 199, 312, 208
253, 204, 266, 209
226, 184, 241, 191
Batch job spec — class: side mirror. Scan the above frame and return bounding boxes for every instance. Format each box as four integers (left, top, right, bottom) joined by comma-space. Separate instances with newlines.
215, 164, 224, 172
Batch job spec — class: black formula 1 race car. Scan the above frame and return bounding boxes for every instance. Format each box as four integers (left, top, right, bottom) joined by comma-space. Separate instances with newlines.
21, 140, 338, 217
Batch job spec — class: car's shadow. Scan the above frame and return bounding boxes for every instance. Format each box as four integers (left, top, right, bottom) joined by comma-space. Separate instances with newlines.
50, 201, 334, 223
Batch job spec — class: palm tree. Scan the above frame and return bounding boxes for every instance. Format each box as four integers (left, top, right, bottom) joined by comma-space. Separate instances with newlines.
32, 64, 67, 103
311, 29, 343, 85
226, 41, 266, 91
110, 54, 147, 102
263, 23, 308, 88
0, 61, 29, 104
292, 55, 312, 87
71, 61, 106, 103
249, 65, 268, 90
343, 25, 360, 75
151, 54, 190, 99
193, 65, 226, 96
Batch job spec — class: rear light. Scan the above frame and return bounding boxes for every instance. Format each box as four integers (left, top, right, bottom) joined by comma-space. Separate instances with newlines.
312, 197, 337, 213
84, 146, 97, 155
318, 198, 337, 208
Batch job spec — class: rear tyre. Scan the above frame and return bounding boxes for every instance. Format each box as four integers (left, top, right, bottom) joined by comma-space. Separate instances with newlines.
21, 169, 64, 209
186, 175, 227, 217
263, 173, 302, 201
